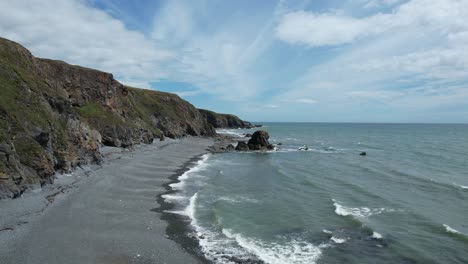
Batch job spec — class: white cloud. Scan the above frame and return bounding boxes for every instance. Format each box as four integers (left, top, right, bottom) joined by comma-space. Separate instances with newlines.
0, 0, 173, 87
281, 98, 318, 104
173, 90, 201, 97
276, 0, 468, 47
273, 0, 468, 116
149, 0, 280, 101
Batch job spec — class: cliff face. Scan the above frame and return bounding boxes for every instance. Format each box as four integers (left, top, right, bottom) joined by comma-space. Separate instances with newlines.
0, 37, 217, 198
198, 109, 252, 128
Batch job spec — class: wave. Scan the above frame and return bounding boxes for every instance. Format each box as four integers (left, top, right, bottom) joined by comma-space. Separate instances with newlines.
168, 153, 210, 191
216, 129, 245, 138
330, 236, 347, 244
453, 183, 468, 190
161, 194, 187, 203
332, 199, 395, 219
443, 224, 463, 235
216, 196, 260, 204
185, 194, 324, 264
371, 231, 383, 239
222, 229, 324, 264
186, 192, 198, 224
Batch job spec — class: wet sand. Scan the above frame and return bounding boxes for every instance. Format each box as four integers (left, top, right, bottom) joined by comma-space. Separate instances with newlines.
0, 137, 213, 264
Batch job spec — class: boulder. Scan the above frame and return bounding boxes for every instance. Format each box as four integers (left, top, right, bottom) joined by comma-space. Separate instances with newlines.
226, 144, 235, 151
360, 152, 367, 156
235, 141, 249, 151
160, 134, 165, 141
245, 133, 252, 138
247, 130, 272, 150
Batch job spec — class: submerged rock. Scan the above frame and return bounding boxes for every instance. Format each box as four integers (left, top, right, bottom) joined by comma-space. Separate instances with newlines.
360, 152, 367, 156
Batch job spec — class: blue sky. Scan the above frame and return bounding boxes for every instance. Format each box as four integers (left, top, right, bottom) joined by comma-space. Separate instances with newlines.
1, 0, 468, 123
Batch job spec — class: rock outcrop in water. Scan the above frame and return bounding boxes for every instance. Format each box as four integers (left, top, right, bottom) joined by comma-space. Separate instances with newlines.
0, 37, 249, 199
247, 130, 273, 150
230, 130, 273, 151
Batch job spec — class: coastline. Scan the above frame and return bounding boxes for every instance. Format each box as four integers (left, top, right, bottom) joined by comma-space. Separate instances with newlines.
155, 155, 212, 264
0, 137, 214, 264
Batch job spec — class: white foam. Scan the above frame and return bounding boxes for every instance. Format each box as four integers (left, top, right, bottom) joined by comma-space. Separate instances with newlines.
443, 224, 462, 234
185, 193, 199, 225
216, 129, 245, 138
169, 154, 210, 191
161, 194, 187, 203
330, 236, 347, 244
163, 210, 187, 216
217, 196, 260, 204
332, 199, 394, 219
453, 183, 468, 190
371, 232, 383, 239
222, 229, 323, 264
322, 229, 333, 235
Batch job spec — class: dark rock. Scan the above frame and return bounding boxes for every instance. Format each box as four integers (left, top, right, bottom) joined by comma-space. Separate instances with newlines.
277, 142, 282, 146
198, 109, 252, 129
235, 141, 249, 151
245, 133, 252, 138
0, 143, 13, 154
247, 130, 271, 150
360, 152, 367, 156
34, 132, 50, 147
159, 134, 165, 141
226, 144, 235, 151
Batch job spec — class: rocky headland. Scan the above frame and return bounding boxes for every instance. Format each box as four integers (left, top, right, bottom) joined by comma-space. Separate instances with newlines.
0, 37, 250, 199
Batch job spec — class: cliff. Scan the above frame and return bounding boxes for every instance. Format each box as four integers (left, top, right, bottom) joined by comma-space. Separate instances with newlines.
0, 37, 246, 198
198, 109, 253, 128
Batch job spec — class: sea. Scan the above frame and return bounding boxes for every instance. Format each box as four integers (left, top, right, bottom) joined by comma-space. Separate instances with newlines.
161, 123, 468, 264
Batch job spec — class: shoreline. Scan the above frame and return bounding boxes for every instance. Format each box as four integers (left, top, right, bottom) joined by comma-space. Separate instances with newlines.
0, 137, 214, 264
155, 154, 212, 264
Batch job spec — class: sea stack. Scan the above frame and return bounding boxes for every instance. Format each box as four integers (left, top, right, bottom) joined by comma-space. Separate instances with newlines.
243, 130, 274, 151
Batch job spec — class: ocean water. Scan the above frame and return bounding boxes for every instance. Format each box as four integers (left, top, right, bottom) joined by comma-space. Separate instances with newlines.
163, 123, 468, 264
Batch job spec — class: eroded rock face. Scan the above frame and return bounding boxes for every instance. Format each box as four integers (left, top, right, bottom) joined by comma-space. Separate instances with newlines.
198, 109, 252, 128
247, 130, 273, 150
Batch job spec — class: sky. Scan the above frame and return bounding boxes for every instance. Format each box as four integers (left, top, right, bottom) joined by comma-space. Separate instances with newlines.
1, 0, 467, 123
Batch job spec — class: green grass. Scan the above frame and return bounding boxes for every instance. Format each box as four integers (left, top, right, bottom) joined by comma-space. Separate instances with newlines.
0, 160, 7, 173
79, 102, 105, 118
13, 136, 46, 168
79, 102, 124, 127
0, 66, 20, 111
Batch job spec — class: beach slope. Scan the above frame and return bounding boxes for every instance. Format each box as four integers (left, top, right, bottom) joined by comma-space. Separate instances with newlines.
0, 138, 212, 264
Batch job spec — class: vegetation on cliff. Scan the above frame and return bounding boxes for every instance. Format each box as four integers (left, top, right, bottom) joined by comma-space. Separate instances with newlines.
198, 109, 253, 128
0, 37, 248, 198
